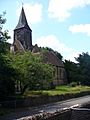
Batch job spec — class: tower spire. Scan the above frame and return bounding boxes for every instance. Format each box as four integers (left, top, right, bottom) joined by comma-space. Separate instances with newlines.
15, 6, 31, 30
14, 6, 32, 51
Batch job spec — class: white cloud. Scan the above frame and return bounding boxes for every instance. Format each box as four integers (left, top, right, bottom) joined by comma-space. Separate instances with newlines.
48, 0, 90, 21
35, 34, 79, 62
35, 35, 71, 52
66, 51, 80, 62
69, 24, 90, 36
17, 3, 43, 24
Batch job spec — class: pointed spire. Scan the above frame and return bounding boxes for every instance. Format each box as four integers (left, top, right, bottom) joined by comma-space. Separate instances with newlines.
15, 7, 31, 30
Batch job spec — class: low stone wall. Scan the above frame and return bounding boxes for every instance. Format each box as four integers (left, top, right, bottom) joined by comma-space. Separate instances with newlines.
0, 91, 90, 108
19, 109, 72, 120
71, 108, 90, 120
44, 110, 71, 120
19, 108, 90, 120
81, 102, 90, 108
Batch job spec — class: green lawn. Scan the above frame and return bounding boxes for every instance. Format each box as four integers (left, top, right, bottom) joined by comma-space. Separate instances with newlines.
24, 85, 90, 97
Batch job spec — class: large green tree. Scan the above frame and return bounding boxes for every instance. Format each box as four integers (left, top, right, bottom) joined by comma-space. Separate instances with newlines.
10, 52, 54, 94
0, 12, 15, 99
0, 54, 17, 98
75, 52, 90, 85
64, 52, 90, 86
64, 60, 79, 84
0, 12, 10, 53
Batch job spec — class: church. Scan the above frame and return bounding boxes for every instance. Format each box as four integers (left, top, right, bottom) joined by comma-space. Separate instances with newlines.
11, 7, 67, 85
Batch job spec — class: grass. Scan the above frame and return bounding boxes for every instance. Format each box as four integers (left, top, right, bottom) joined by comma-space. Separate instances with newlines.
24, 85, 90, 97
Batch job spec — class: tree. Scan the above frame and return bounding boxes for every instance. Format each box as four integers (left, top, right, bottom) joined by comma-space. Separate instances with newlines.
11, 52, 54, 94
64, 60, 79, 84
0, 12, 10, 53
0, 12, 15, 99
0, 54, 17, 98
64, 52, 90, 86
75, 52, 90, 85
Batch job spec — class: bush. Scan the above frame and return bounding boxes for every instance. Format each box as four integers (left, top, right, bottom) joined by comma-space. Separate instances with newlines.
69, 82, 78, 87
50, 82, 55, 89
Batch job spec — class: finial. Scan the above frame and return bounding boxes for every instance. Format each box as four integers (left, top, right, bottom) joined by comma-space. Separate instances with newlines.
22, 0, 24, 6
22, 2, 23, 6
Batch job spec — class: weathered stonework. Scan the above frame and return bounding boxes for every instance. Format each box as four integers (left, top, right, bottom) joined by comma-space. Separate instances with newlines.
13, 7, 32, 51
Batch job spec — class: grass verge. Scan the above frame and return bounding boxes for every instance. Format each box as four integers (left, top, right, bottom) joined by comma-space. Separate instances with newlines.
24, 85, 90, 97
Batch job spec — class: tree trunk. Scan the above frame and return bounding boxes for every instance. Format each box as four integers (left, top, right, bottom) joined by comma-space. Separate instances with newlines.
20, 84, 28, 95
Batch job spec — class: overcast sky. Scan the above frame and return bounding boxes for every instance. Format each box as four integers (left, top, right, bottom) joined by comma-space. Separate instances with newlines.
1, 0, 90, 62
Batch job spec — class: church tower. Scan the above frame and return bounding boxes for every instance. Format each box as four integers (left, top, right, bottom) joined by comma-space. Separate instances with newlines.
13, 7, 32, 51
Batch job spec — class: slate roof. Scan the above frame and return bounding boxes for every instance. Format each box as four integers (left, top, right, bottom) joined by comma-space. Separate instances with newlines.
14, 7, 32, 31
43, 51, 64, 67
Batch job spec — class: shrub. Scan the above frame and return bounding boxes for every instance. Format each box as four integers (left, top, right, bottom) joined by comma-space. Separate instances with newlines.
69, 82, 78, 87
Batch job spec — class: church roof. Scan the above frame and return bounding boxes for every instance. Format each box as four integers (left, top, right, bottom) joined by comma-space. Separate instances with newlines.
14, 7, 32, 31
33, 49, 64, 67
43, 51, 64, 67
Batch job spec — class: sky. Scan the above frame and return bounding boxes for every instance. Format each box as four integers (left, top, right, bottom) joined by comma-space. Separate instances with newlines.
1, 0, 90, 62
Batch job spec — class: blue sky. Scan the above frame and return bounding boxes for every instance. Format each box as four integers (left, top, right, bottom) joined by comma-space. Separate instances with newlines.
1, 0, 90, 62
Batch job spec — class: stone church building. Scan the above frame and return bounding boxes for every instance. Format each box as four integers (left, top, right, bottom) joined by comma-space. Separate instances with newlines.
12, 7, 67, 85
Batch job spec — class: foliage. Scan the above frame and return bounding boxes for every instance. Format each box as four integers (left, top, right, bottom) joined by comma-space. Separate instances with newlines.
64, 52, 90, 85
10, 52, 54, 94
23, 85, 90, 96
0, 12, 10, 53
0, 12, 15, 98
75, 52, 90, 85
0, 11, 6, 30
69, 82, 78, 87
0, 54, 16, 98
64, 60, 79, 83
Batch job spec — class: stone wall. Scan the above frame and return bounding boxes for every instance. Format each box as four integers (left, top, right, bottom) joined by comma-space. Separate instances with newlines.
1, 91, 90, 108
54, 66, 66, 85
18, 109, 72, 120
71, 108, 90, 120
44, 110, 71, 120
18, 108, 90, 120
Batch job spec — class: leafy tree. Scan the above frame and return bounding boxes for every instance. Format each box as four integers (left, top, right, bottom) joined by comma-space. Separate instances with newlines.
11, 52, 54, 94
0, 54, 16, 98
0, 12, 10, 53
0, 12, 15, 99
64, 60, 79, 84
75, 52, 90, 85
64, 52, 90, 86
